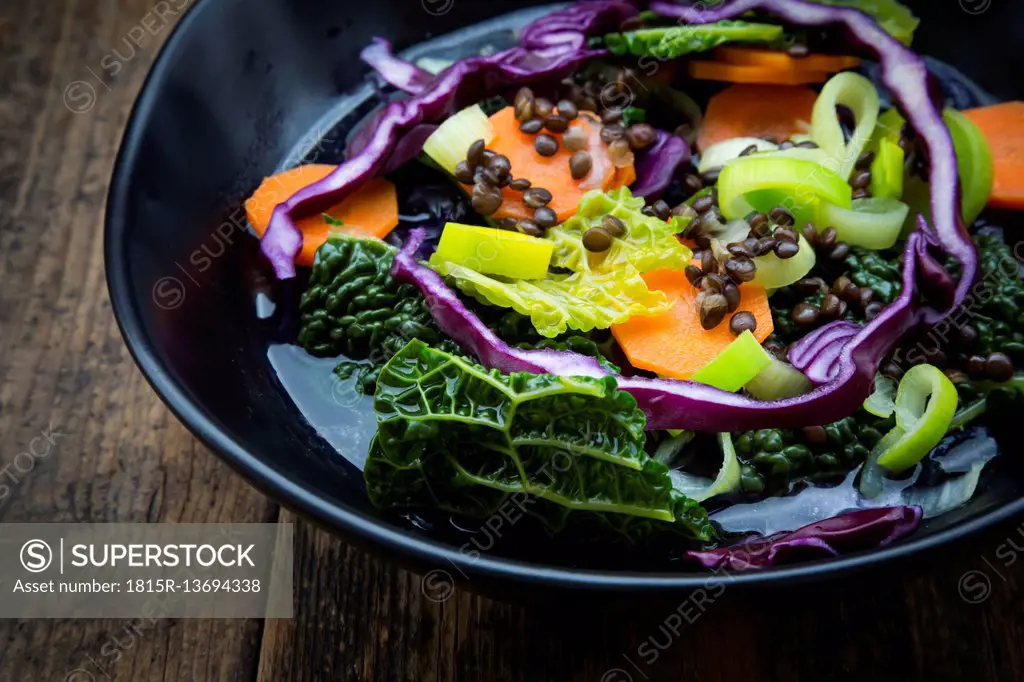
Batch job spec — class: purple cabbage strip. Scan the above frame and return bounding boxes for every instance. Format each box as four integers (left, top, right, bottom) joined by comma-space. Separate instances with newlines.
787, 321, 862, 385
360, 38, 434, 95
391, 230, 609, 378
261, 0, 634, 279
631, 130, 691, 198
685, 506, 923, 571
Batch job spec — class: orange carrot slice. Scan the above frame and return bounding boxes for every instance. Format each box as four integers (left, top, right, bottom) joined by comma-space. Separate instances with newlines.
964, 101, 1024, 210
611, 269, 774, 381
689, 60, 831, 87
713, 46, 861, 74
485, 107, 631, 223
245, 164, 399, 266
697, 84, 818, 152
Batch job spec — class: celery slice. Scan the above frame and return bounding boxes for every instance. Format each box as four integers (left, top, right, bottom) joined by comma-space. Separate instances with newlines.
945, 109, 994, 225
751, 234, 816, 290
690, 330, 772, 393
870, 138, 905, 200
422, 105, 494, 174
669, 433, 742, 502
811, 72, 880, 180
820, 197, 909, 250
873, 364, 958, 474
430, 222, 554, 280
697, 137, 778, 174
718, 156, 852, 227
745, 356, 813, 401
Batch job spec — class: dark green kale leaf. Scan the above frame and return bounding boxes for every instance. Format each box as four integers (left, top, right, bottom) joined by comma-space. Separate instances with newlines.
298, 235, 449, 358
734, 412, 894, 496
770, 247, 904, 345
951, 232, 1024, 362
364, 340, 715, 545
491, 310, 620, 373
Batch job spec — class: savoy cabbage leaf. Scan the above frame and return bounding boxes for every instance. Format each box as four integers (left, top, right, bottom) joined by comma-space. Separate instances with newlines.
431, 259, 673, 338
548, 187, 692, 275
604, 20, 784, 59
364, 340, 715, 544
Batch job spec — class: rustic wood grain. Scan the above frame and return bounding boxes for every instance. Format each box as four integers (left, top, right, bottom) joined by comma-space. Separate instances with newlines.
3, 1, 1024, 681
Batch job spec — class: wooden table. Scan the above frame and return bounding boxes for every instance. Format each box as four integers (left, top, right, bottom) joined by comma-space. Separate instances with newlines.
2, 2, 1022, 680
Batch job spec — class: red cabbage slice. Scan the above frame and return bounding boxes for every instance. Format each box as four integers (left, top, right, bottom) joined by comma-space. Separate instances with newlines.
360, 38, 434, 95
631, 130, 691, 198
685, 506, 923, 571
260, 1, 634, 279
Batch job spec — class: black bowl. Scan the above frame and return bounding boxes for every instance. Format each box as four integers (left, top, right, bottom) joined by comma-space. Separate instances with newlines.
106, 0, 1024, 594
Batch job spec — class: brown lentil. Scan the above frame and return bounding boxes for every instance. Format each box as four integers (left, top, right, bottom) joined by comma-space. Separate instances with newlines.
774, 227, 798, 243
514, 87, 535, 122
508, 178, 531, 191
600, 214, 626, 238
545, 115, 570, 134
701, 249, 719, 274
520, 118, 544, 134
828, 242, 851, 260
858, 288, 875, 308
702, 272, 726, 294
534, 134, 559, 157
792, 303, 820, 326
534, 206, 558, 228
454, 160, 475, 184
557, 99, 579, 120
516, 219, 544, 237
569, 151, 593, 179
727, 242, 755, 259
754, 238, 777, 257
652, 199, 671, 221
495, 217, 519, 230
794, 277, 827, 295
801, 223, 819, 244
725, 257, 757, 282
608, 139, 634, 168
625, 123, 657, 150
769, 206, 795, 226
600, 124, 626, 144
774, 240, 800, 259
699, 293, 729, 330
701, 169, 721, 185
601, 108, 623, 125
985, 352, 1015, 382
471, 185, 503, 216
855, 150, 876, 170
723, 281, 741, 312
534, 98, 554, 119
682, 173, 704, 195
563, 126, 588, 152
582, 227, 613, 252
672, 203, 699, 220
467, 139, 486, 167
684, 264, 704, 286
965, 354, 988, 377
730, 311, 757, 335
748, 212, 770, 236
818, 227, 838, 248
523, 187, 553, 208
692, 195, 715, 214
818, 293, 842, 318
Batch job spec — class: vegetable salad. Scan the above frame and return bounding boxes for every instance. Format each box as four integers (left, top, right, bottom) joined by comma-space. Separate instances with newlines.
245, 0, 1024, 571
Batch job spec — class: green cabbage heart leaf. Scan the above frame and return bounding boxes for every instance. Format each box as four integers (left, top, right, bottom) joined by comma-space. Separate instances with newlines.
364, 339, 715, 544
